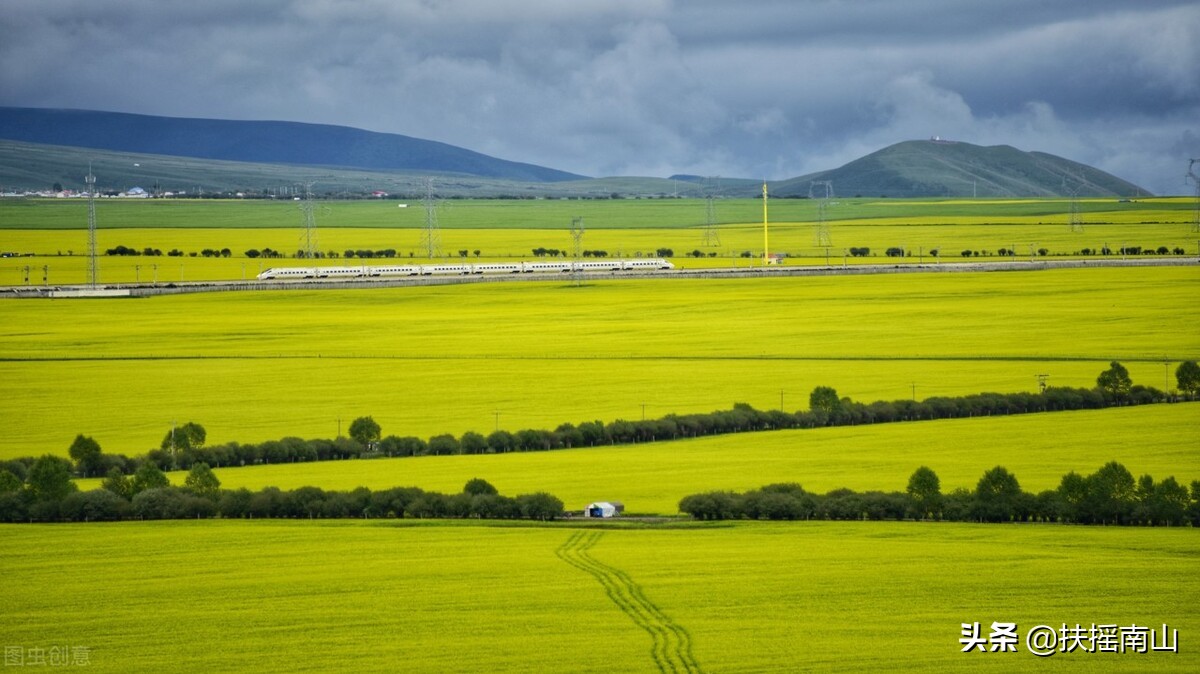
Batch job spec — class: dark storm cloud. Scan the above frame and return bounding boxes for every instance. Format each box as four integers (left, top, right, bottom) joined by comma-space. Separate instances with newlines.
0, 0, 1195, 193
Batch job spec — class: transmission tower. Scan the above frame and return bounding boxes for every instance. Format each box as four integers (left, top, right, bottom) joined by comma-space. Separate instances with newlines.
1188, 159, 1200, 233
701, 177, 721, 247
419, 177, 442, 259
298, 182, 319, 259
570, 217, 585, 286
809, 180, 834, 247
1063, 177, 1084, 233
85, 165, 98, 288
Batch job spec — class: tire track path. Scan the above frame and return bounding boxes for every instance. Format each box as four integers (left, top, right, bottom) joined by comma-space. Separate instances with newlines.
556, 531, 702, 674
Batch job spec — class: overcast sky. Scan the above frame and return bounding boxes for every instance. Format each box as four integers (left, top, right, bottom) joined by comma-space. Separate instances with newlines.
2, 0, 1197, 193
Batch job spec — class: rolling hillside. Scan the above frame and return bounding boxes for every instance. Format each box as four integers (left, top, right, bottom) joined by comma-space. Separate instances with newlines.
0, 108, 1151, 197
0, 107, 583, 183
770, 139, 1149, 198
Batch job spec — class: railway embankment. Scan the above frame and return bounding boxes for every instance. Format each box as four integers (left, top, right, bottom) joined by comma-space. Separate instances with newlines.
1, 256, 1195, 298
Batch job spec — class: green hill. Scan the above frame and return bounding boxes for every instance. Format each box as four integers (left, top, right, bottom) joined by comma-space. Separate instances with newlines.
0, 107, 583, 183
769, 140, 1149, 198
0, 138, 706, 198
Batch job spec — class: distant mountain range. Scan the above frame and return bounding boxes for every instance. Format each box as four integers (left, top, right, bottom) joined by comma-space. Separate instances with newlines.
0, 107, 582, 183
0, 107, 1150, 197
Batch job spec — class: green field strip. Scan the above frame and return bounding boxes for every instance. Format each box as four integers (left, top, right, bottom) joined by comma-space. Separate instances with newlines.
557, 531, 702, 674
1, 353, 1191, 362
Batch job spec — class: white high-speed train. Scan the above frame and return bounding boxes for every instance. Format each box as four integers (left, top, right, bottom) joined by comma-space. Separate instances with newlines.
256, 258, 674, 280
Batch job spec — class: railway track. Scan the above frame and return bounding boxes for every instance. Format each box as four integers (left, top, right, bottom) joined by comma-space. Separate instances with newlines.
2, 256, 1195, 298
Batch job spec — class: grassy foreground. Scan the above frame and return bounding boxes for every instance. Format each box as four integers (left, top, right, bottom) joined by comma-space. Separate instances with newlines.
1, 519, 1195, 673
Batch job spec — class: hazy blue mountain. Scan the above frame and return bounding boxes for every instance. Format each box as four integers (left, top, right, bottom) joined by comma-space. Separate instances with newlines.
0, 108, 1150, 197
0, 107, 583, 182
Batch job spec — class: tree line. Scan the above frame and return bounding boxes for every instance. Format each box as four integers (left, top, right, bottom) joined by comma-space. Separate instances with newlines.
0, 458, 565, 523
679, 462, 1200, 526
2, 362, 1196, 486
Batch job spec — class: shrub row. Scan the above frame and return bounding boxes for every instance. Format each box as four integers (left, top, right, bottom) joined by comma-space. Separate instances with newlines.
0, 465, 565, 523
680, 462, 1200, 526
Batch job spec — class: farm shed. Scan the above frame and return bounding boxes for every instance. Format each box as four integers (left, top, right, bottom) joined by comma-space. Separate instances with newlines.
584, 501, 624, 518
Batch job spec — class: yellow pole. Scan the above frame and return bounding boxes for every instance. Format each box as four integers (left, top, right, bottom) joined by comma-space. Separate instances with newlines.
762, 181, 769, 267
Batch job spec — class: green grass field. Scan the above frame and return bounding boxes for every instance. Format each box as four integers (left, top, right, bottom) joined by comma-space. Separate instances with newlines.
1, 519, 1195, 673
2, 196, 1198, 673
3, 195, 1196, 229
1, 196, 1196, 284
72, 404, 1197, 515
2, 267, 1195, 460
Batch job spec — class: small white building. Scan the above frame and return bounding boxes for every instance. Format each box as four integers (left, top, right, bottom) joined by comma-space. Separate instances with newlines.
584, 501, 624, 518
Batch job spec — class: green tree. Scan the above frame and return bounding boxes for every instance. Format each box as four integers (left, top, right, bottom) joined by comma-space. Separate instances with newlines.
27, 455, 78, 502
1189, 480, 1200, 527
679, 491, 741, 520
1085, 461, 1136, 524
131, 462, 170, 495
1144, 476, 1190, 526
183, 462, 221, 500
809, 386, 841, 424
161, 422, 207, 452
485, 430, 514, 453
1055, 471, 1088, 522
972, 466, 1022, 522
463, 478, 498, 496
460, 432, 488, 455
1176, 360, 1200, 399
428, 434, 460, 456
348, 416, 381, 448
101, 467, 133, 500
516, 492, 564, 521
906, 466, 942, 519
1096, 361, 1132, 402
0, 468, 22, 493
68, 434, 104, 477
